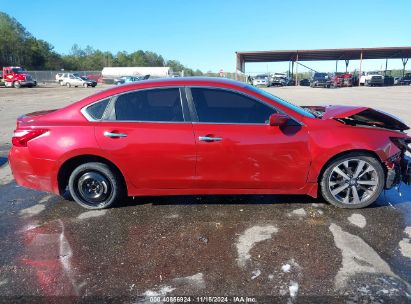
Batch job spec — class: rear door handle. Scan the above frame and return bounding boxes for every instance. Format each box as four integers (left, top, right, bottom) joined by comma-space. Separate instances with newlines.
198, 136, 223, 142
104, 131, 128, 138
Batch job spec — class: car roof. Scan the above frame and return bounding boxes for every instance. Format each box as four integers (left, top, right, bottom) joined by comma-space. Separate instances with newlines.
137, 77, 242, 85
76, 77, 248, 107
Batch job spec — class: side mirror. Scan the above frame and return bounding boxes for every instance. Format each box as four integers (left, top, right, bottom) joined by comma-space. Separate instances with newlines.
269, 113, 289, 127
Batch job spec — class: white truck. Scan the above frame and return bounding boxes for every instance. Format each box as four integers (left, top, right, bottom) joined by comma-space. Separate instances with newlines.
360, 72, 384, 86
269, 73, 288, 86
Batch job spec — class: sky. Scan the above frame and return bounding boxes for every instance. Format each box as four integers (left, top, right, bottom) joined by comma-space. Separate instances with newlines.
1, 0, 410, 74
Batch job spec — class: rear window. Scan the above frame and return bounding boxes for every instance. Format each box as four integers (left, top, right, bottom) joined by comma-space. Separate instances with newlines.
85, 99, 109, 120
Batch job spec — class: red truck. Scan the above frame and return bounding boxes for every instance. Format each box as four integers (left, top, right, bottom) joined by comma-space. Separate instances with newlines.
1, 66, 37, 88
329, 72, 353, 88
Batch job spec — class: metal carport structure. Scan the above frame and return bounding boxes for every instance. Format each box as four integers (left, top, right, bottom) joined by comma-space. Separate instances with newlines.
236, 46, 411, 85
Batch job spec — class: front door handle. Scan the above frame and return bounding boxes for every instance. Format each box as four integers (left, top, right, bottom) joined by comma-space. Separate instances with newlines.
198, 136, 223, 142
104, 131, 128, 138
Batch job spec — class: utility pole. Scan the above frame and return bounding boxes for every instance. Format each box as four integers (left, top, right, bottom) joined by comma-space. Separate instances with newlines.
295, 52, 299, 86
358, 51, 363, 86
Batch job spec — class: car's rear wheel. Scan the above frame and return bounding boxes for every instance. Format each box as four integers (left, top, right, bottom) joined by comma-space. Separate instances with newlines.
83, 83, 88, 88
320, 153, 384, 209
13, 81, 21, 88
66, 82, 71, 88
68, 162, 125, 209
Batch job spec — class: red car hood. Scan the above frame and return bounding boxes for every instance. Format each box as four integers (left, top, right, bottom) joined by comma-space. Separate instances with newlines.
303, 105, 409, 131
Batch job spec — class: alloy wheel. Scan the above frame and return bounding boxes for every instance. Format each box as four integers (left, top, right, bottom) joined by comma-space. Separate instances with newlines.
328, 159, 379, 205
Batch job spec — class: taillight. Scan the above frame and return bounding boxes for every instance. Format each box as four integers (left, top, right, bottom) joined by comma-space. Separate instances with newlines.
12, 129, 48, 147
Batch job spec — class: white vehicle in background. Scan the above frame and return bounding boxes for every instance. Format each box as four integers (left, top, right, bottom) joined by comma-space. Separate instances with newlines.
252, 74, 270, 87
55, 73, 64, 85
60, 73, 94, 88
360, 71, 384, 86
269, 73, 288, 86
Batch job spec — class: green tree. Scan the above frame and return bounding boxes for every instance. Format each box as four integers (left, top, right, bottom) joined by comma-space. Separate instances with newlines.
0, 11, 204, 74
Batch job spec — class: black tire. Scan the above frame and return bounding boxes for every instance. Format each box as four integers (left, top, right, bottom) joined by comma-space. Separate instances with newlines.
320, 153, 384, 209
61, 189, 74, 201
13, 81, 21, 88
66, 82, 71, 88
68, 162, 125, 209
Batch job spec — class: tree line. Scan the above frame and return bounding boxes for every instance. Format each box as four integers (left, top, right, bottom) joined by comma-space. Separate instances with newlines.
0, 12, 203, 75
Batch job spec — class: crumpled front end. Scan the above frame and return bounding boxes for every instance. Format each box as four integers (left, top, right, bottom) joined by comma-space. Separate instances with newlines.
384, 137, 411, 188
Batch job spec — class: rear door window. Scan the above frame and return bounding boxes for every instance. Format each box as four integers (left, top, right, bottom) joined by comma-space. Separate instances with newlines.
190, 88, 276, 124
114, 88, 184, 122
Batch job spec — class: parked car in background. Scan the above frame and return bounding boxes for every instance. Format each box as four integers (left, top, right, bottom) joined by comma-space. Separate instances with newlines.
55, 73, 64, 84
114, 76, 143, 85
399, 73, 411, 85
310, 72, 330, 88
299, 79, 310, 86
329, 73, 353, 88
269, 73, 288, 86
2, 66, 36, 88
252, 75, 270, 87
9, 77, 411, 210
286, 79, 296, 86
80, 76, 97, 87
360, 72, 384, 86
85, 74, 102, 83
60, 73, 94, 88
382, 71, 394, 86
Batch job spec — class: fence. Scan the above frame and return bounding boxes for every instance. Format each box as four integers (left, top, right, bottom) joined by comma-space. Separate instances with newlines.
27, 70, 247, 83
28, 71, 102, 83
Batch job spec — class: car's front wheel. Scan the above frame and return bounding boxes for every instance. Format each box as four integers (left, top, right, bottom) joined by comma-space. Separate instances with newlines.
68, 162, 125, 209
320, 153, 384, 208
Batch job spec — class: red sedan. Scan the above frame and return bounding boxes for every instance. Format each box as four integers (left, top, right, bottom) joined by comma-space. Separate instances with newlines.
9, 78, 411, 209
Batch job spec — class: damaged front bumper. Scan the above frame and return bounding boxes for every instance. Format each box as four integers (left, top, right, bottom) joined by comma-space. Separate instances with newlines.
385, 158, 411, 188
385, 138, 411, 189
402, 161, 411, 185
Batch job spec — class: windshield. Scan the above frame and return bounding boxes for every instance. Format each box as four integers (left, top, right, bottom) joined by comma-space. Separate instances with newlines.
255, 75, 267, 79
12, 68, 26, 74
313, 73, 327, 79
246, 85, 316, 118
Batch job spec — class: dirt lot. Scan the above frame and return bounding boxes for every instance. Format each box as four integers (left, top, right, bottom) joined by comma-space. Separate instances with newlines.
1, 83, 411, 302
